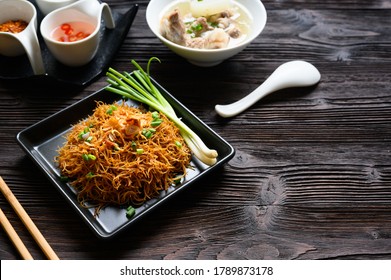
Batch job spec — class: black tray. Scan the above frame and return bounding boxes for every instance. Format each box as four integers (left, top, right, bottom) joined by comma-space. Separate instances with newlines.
16, 75, 235, 239
0, 1, 138, 86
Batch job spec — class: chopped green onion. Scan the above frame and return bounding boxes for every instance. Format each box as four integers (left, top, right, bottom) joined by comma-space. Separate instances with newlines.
151, 111, 160, 119
106, 105, 118, 115
142, 129, 152, 139
136, 148, 144, 154
82, 154, 96, 161
105, 57, 218, 166
131, 141, 137, 150
86, 172, 94, 179
142, 128, 156, 139
126, 206, 136, 218
86, 136, 93, 142
192, 23, 203, 32
60, 176, 69, 182
78, 127, 90, 140
151, 119, 163, 127
151, 111, 163, 127
175, 140, 182, 148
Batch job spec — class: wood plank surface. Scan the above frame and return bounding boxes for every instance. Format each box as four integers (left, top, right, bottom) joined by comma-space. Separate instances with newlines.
1, 0, 391, 260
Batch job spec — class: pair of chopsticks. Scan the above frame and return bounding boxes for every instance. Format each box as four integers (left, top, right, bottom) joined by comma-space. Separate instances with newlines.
0, 176, 59, 260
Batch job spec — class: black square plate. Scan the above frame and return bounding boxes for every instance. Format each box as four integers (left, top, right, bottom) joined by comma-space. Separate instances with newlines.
16, 76, 235, 239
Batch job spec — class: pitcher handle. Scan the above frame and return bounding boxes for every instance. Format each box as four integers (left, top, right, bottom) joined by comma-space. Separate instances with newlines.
17, 28, 45, 75
101, 3, 116, 29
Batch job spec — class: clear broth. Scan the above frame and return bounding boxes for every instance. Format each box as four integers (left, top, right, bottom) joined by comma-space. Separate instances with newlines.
160, 0, 252, 48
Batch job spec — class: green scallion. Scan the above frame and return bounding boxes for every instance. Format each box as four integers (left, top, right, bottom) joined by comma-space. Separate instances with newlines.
131, 141, 137, 150
192, 23, 203, 32
151, 111, 160, 119
151, 119, 163, 127
105, 57, 218, 165
175, 140, 182, 148
60, 176, 69, 182
106, 105, 118, 115
126, 206, 136, 218
82, 154, 96, 161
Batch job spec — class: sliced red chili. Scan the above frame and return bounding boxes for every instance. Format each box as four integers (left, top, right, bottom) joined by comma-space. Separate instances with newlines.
56, 22, 92, 42
60, 23, 71, 31
64, 28, 73, 35
68, 35, 77, 42
76, 32, 85, 38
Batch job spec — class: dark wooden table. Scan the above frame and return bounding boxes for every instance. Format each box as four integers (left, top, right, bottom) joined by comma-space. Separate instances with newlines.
1, 0, 391, 260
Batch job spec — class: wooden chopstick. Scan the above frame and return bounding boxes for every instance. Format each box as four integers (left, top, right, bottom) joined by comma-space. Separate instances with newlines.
0, 176, 60, 260
0, 208, 34, 260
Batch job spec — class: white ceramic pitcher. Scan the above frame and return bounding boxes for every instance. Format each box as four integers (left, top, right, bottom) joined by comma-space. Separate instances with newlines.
40, 0, 115, 67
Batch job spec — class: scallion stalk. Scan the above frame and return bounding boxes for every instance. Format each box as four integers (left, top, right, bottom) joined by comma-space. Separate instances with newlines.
105, 57, 218, 165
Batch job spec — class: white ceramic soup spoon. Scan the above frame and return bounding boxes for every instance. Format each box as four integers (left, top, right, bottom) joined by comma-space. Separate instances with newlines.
215, 60, 321, 118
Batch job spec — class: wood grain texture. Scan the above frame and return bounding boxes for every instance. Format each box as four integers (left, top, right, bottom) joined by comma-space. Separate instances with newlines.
1, 0, 391, 260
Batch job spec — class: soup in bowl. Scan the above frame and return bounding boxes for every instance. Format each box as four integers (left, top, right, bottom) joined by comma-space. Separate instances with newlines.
146, 0, 267, 66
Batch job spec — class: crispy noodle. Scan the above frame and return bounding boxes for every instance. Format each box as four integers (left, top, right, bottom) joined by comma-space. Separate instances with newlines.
56, 101, 191, 215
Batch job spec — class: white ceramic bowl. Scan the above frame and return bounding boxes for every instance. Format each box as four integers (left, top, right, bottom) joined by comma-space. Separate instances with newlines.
35, 0, 78, 16
40, 0, 115, 67
146, 0, 267, 67
0, 0, 38, 57
0, 0, 45, 74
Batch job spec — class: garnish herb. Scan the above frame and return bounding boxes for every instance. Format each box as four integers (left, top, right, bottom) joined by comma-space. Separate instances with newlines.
142, 128, 156, 139
175, 140, 183, 148
78, 127, 90, 140
82, 154, 96, 161
151, 119, 163, 127
106, 57, 218, 165
151, 111, 160, 119
131, 141, 137, 150
60, 176, 69, 182
191, 23, 203, 32
126, 206, 136, 218
151, 111, 163, 127
106, 105, 118, 115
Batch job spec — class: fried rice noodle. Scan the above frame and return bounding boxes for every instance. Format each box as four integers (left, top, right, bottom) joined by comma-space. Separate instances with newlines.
56, 101, 191, 214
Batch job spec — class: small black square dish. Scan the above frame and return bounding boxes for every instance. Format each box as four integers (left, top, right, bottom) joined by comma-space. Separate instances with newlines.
16, 76, 235, 239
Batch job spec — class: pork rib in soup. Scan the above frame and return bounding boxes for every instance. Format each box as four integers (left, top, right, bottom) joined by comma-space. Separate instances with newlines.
160, 1, 250, 50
